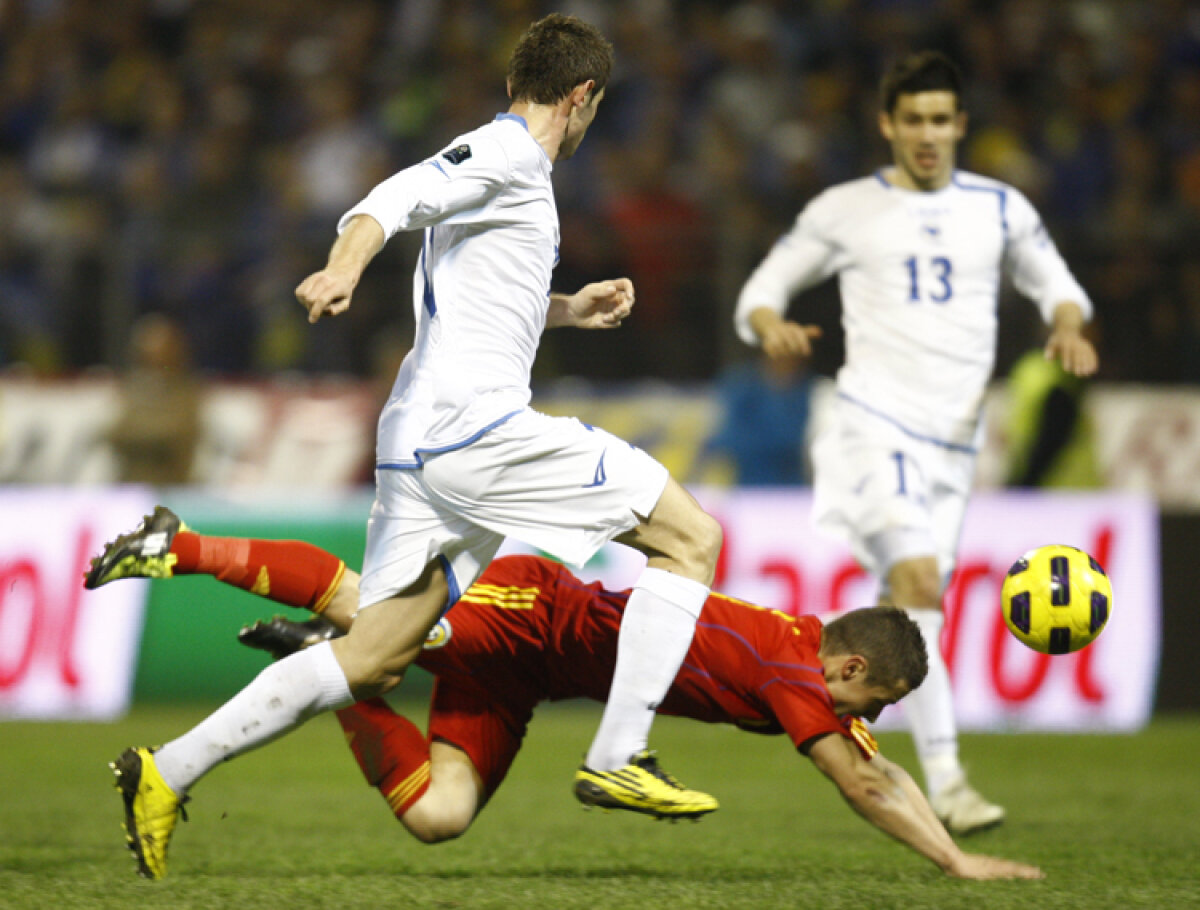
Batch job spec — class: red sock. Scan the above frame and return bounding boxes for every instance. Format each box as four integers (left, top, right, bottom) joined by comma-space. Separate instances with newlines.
336, 698, 431, 818
168, 533, 345, 612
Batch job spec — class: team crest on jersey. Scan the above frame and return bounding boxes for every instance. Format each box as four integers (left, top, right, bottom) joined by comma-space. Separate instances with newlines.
423, 617, 452, 649
441, 144, 472, 165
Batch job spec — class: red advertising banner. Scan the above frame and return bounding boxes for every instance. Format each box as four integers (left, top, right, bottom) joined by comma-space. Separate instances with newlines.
502, 489, 1160, 732
0, 488, 155, 719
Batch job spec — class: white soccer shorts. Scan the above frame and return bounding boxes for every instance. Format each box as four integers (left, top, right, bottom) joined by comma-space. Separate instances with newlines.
811, 396, 977, 583
358, 408, 669, 609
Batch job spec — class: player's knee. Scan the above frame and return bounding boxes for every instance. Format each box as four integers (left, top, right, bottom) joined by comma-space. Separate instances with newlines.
659, 510, 723, 585
334, 633, 419, 696
409, 821, 468, 845
336, 649, 409, 699
692, 510, 723, 571
402, 803, 473, 844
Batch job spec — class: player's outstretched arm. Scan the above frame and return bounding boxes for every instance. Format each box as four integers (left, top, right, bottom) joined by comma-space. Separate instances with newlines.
807, 735, 1044, 880
546, 278, 634, 329
295, 214, 386, 324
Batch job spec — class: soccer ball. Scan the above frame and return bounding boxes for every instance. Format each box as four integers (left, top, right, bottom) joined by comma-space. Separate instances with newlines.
1000, 544, 1113, 654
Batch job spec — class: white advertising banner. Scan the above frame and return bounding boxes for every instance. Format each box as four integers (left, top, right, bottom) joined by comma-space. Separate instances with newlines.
502, 489, 1160, 732
0, 488, 155, 720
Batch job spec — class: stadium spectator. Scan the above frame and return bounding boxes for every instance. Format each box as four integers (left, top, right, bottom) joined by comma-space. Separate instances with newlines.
86, 514, 1044, 881
701, 350, 814, 486
96, 14, 726, 881
0, 1, 1195, 381
105, 313, 201, 486
734, 51, 1098, 835
1004, 348, 1102, 489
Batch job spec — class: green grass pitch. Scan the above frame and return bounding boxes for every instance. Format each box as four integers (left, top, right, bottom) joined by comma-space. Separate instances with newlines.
1, 702, 1198, 910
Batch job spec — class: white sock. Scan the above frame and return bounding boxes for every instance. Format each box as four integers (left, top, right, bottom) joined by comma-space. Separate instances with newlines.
585, 568, 708, 771
902, 608, 963, 798
154, 641, 353, 795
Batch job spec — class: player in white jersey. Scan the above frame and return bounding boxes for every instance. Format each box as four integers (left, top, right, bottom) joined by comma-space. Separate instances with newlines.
104, 15, 722, 881
734, 52, 1098, 836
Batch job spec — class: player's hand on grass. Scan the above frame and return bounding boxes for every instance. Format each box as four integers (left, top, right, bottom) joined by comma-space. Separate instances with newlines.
553, 278, 634, 329
945, 852, 1045, 881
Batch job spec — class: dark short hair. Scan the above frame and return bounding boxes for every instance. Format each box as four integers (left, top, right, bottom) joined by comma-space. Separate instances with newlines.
822, 606, 928, 691
879, 51, 963, 113
507, 13, 613, 105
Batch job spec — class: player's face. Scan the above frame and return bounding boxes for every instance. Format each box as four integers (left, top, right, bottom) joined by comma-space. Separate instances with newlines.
838, 680, 907, 723
826, 659, 910, 722
559, 87, 604, 160
878, 90, 966, 191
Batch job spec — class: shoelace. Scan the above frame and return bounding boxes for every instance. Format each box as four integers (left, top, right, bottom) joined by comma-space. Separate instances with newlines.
634, 753, 685, 789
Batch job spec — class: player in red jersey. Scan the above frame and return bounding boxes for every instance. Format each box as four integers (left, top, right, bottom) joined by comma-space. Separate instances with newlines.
87, 508, 1041, 880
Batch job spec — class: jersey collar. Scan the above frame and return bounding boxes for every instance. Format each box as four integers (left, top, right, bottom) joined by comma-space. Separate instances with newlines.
494, 112, 529, 130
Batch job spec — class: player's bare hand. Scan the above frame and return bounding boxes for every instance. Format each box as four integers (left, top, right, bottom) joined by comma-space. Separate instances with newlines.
1045, 330, 1098, 377
945, 852, 1045, 881
295, 270, 357, 324
761, 321, 822, 360
563, 278, 635, 329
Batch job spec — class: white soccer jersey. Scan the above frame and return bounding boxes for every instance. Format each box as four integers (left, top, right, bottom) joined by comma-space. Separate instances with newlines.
734, 169, 1091, 448
338, 113, 559, 467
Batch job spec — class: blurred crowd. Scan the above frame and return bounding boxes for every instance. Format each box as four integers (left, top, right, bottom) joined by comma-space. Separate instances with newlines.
2, 0, 1200, 384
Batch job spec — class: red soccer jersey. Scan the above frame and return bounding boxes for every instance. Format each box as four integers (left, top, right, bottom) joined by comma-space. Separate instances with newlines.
417, 555, 877, 760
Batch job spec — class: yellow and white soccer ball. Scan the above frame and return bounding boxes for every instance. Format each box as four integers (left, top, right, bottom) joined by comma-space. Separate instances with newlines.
1000, 544, 1113, 654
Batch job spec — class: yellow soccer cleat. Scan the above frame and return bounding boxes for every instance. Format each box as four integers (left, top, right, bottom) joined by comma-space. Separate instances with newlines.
85, 506, 186, 589
573, 751, 718, 821
110, 746, 187, 880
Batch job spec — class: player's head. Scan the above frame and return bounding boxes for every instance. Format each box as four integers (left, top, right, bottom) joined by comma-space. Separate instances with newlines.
819, 607, 928, 720
507, 14, 613, 160
877, 51, 966, 191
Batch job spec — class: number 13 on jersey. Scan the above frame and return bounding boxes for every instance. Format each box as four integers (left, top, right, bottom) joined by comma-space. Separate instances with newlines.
904, 255, 954, 303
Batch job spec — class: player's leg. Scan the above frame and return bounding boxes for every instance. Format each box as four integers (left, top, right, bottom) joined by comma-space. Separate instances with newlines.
584, 476, 721, 771
85, 505, 360, 629
335, 698, 482, 844
881, 553, 961, 793
111, 472, 472, 878
403, 742, 484, 843
882, 555, 1002, 834
114, 564, 444, 879
112, 634, 355, 879
340, 675, 532, 844
812, 406, 1002, 834
400, 681, 529, 843
874, 479, 1005, 835
420, 412, 722, 818
573, 477, 722, 819
234, 616, 488, 844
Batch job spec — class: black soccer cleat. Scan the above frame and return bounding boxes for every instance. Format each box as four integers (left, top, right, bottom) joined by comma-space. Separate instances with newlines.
237, 616, 343, 660
85, 506, 185, 589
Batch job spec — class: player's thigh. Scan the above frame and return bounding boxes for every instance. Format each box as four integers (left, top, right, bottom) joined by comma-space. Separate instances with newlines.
333, 561, 449, 690
361, 467, 504, 611
813, 421, 932, 542
423, 409, 668, 568
427, 679, 532, 809
869, 446, 973, 591
926, 447, 975, 579
614, 476, 722, 579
